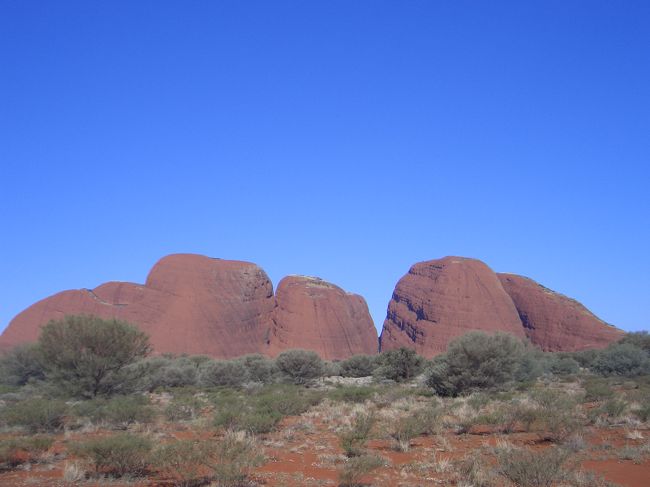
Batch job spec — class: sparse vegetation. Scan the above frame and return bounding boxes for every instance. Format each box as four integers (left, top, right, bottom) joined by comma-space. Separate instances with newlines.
0, 320, 648, 485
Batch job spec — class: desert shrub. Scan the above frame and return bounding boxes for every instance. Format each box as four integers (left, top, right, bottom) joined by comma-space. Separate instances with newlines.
164, 395, 204, 421
375, 348, 424, 382
213, 385, 322, 434
389, 410, 432, 451
494, 444, 574, 487
199, 360, 248, 388
72, 434, 152, 477
618, 331, 650, 354
153, 431, 263, 487
0, 436, 54, 470
38, 315, 151, 397
275, 349, 325, 385
633, 398, 650, 422
583, 379, 615, 402
1, 398, 67, 433
137, 356, 199, 391
74, 395, 154, 428
570, 349, 601, 368
500, 400, 539, 433
338, 411, 376, 457
237, 354, 277, 383
592, 344, 650, 377
426, 332, 529, 396
0, 344, 46, 386
328, 386, 377, 404
532, 389, 583, 442
456, 452, 495, 487
545, 354, 580, 376
338, 454, 385, 487
339, 355, 378, 378
591, 398, 628, 423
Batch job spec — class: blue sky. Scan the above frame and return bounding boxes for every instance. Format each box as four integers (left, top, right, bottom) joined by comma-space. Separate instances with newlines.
1, 1, 648, 334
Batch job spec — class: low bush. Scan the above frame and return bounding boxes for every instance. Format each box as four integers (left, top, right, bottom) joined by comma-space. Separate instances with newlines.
375, 348, 424, 382
212, 385, 323, 434
582, 379, 615, 402
199, 360, 248, 388
338, 454, 385, 487
339, 355, 378, 378
0, 436, 54, 470
591, 398, 628, 423
153, 431, 263, 487
137, 356, 199, 391
426, 332, 531, 396
328, 386, 377, 404
500, 400, 539, 433
338, 411, 376, 457
1, 398, 67, 433
72, 433, 152, 477
592, 344, 650, 377
389, 409, 434, 451
275, 350, 325, 385
73, 395, 154, 429
164, 395, 204, 421
494, 444, 575, 487
237, 354, 277, 383
0, 344, 46, 386
545, 354, 580, 376
532, 389, 583, 443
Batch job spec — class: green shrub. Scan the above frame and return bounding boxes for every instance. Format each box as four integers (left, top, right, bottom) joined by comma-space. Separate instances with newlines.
212, 385, 322, 434
237, 354, 277, 383
1, 398, 67, 433
137, 356, 199, 391
164, 395, 204, 421
495, 444, 574, 487
0, 436, 54, 470
389, 410, 431, 451
328, 386, 377, 404
583, 379, 615, 402
0, 344, 46, 386
153, 431, 263, 487
426, 332, 530, 396
38, 315, 151, 397
532, 389, 583, 442
546, 355, 580, 375
339, 355, 378, 378
199, 360, 248, 388
633, 399, 650, 422
592, 344, 650, 377
338, 454, 385, 487
99, 395, 154, 428
274, 349, 325, 385
72, 434, 152, 477
338, 411, 376, 457
500, 400, 539, 433
375, 348, 424, 382
591, 399, 628, 423
618, 331, 650, 354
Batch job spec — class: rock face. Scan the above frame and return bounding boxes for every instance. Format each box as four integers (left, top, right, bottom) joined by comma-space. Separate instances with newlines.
0, 254, 378, 359
0, 254, 276, 358
267, 276, 378, 360
498, 273, 624, 351
380, 257, 525, 358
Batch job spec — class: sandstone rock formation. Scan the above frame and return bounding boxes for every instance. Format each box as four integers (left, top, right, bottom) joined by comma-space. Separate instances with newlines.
498, 273, 624, 351
0, 254, 378, 359
379, 257, 525, 357
0, 254, 275, 358
267, 276, 378, 360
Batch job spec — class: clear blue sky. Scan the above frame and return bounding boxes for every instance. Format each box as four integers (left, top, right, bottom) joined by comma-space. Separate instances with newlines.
1, 1, 648, 334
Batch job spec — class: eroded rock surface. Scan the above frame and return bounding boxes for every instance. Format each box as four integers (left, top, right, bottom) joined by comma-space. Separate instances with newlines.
498, 273, 624, 351
379, 257, 525, 358
267, 276, 378, 360
0, 254, 275, 358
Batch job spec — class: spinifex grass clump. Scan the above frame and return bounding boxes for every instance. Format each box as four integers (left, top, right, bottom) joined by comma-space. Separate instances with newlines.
71, 434, 152, 478
338, 411, 376, 457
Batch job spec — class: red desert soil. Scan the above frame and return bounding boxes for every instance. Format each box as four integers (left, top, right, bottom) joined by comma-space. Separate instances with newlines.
2, 416, 648, 487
